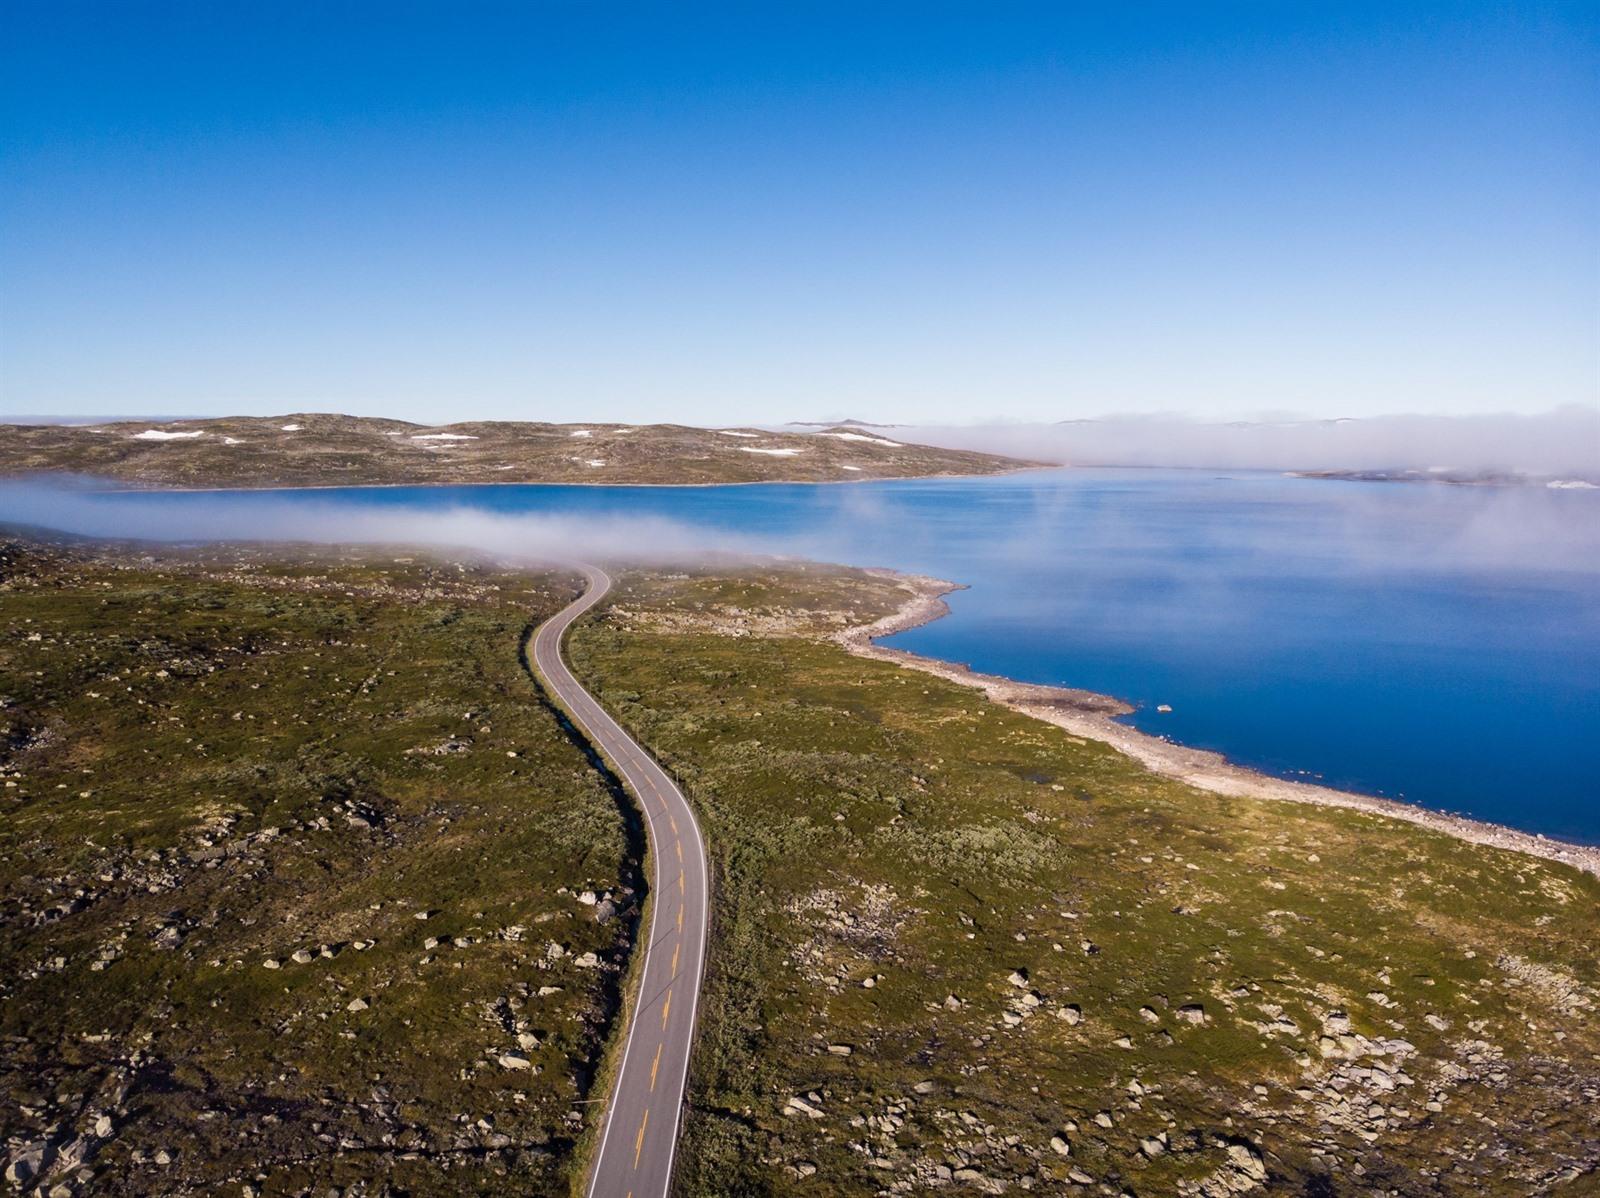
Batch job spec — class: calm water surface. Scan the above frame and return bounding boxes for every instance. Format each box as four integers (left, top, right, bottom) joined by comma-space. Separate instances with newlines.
19, 469, 1600, 841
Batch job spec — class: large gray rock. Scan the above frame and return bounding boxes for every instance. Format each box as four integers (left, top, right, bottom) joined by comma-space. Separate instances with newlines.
5, 1143, 50, 1186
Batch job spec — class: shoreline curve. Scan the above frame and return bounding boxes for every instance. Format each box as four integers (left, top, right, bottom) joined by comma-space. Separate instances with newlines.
834, 570, 1600, 879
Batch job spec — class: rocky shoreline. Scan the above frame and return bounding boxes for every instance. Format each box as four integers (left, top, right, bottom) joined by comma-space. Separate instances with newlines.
835, 571, 1600, 879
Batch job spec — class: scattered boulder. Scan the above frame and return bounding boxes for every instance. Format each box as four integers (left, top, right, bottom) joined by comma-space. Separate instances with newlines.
4, 1144, 49, 1187
1225, 1140, 1268, 1183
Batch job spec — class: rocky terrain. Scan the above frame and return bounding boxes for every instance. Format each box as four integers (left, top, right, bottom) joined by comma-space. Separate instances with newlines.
0, 415, 1034, 489
5, 539, 1597, 1197
573, 567, 1600, 1197
0, 537, 638, 1196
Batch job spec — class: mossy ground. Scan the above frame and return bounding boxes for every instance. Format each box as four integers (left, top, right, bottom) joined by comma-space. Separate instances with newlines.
5, 543, 1596, 1197
571, 566, 1600, 1198
0, 538, 634, 1196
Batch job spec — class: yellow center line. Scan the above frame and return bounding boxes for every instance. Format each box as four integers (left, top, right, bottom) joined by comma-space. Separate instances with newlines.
650, 1042, 663, 1090
671, 941, 681, 977
676, 905, 683, 932
660, 988, 672, 1028
669, 816, 678, 834
678, 869, 685, 895
675, 839, 683, 862
633, 1108, 649, 1169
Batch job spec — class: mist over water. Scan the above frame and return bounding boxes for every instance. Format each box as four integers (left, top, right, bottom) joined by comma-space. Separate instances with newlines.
4, 469, 1597, 841
867, 409, 1600, 479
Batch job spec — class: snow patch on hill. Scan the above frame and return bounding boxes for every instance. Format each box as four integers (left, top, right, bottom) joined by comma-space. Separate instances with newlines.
817, 431, 901, 447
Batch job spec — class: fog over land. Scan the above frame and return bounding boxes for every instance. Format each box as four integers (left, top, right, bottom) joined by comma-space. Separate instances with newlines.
848, 408, 1600, 480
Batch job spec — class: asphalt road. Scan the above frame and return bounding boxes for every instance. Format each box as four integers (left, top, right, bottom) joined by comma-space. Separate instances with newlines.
530, 564, 710, 1198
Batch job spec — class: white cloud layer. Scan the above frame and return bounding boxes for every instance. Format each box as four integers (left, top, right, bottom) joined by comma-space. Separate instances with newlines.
875, 408, 1600, 479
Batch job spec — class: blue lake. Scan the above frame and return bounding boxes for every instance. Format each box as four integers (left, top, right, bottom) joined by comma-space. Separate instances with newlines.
11, 469, 1599, 842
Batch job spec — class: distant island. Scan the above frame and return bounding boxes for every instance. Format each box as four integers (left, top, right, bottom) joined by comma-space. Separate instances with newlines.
1287, 467, 1600, 489
0, 414, 1038, 489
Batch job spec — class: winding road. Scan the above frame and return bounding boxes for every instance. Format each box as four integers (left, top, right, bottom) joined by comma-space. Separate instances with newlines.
530, 564, 710, 1198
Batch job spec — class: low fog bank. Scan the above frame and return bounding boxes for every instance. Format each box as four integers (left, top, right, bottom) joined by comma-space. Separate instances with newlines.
0, 481, 762, 567
875, 408, 1600, 480
3, 463, 1596, 588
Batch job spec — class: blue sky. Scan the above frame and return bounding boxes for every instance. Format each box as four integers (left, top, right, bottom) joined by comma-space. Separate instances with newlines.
2, 2, 1594, 425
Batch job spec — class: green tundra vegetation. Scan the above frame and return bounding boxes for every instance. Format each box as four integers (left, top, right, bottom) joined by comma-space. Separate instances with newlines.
4, 541, 1598, 1198
570, 567, 1600, 1198
0, 538, 638, 1196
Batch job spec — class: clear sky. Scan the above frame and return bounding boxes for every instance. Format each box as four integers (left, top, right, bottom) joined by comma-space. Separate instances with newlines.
2, 2, 1595, 425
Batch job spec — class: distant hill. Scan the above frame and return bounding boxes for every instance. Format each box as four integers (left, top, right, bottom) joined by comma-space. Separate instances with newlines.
783, 417, 895, 429
0, 414, 1039, 489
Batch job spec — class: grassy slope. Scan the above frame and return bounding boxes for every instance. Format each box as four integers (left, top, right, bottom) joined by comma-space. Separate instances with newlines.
0, 415, 1033, 488
0, 540, 634, 1196
569, 568, 1600, 1198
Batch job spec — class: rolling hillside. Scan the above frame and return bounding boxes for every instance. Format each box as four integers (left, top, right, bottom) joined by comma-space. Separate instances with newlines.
0, 415, 1037, 488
